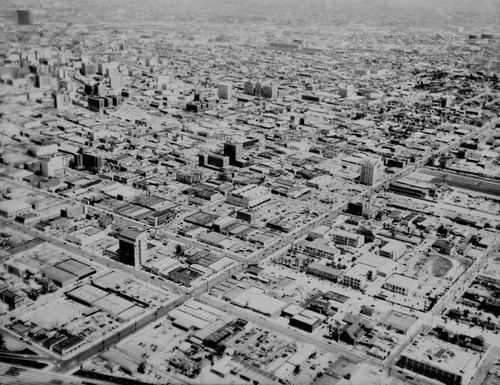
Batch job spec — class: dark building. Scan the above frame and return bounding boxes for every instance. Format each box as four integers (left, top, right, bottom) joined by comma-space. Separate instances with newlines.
88, 96, 104, 112
75, 151, 103, 173
224, 142, 243, 165
147, 208, 177, 227
347, 202, 364, 216
116, 228, 147, 267
17, 10, 31, 25
223, 138, 259, 167
198, 153, 229, 169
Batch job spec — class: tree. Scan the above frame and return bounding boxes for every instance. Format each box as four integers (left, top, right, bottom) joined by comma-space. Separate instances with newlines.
39, 277, 56, 294
175, 244, 184, 256
471, 335, 485, 347
357, 227, 375, 243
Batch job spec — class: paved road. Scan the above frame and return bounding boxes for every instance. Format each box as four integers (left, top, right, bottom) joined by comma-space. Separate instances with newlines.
1, 116, 499, 382
0, 360, 115, 385
470, 346, 500, 385
55, 294, 188, 374
0, 218, 183, 294
196, 294, 372, 365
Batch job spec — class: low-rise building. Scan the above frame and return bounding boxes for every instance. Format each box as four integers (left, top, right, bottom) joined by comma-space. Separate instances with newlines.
227, 184, 271, 208
330, 229, 364, 249
382, 274, 418, 296
307, 262, 342, 283
0, 199, 31, 219
397, 336, 482, 385
299, 238, 340, 260
379, 310, 418, 335
66, 225, 106, 246
379, 239, 406, 260
342, 264, 376, 291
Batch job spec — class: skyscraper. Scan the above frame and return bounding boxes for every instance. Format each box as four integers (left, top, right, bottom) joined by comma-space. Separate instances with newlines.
244, 80, 255, 95
223, 142, 243, 165
116, 228, 147, 267
17, 10, 31, 25
360, 158, 384, 186
218, 82, 232, 100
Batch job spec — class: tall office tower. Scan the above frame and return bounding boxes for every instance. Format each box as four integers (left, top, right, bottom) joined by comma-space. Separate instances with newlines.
88, 96, 104, 112
116, 228, 148, 267
81, 62, 97, 76
35, 75, 51, 89
244, 80, 255, 95
109, 75, 122, 90
53, 91, 70, 109
339, 85, 355, 98
261, 84, 278, 99
360, 158, 384, 186
17, 10, 31, 25
254, 82, 262, 97
218, 82, 232, 100
93, 82, 105, 96
223, 142, 243, 165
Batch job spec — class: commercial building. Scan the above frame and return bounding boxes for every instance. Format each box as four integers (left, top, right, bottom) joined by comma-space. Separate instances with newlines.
397, 337, 482, 385
299, 238, 340, 260
223, 138, 259, 166
16, 10, 32, 25
261, 84, 278, 99
146, 208, 177, 227
360, 158, 384, 186
379, 239, 406, 260
0, 199, 31, 219
330, 229, 364, 249
116, 228, 147, 267
39, 156, 64, 178
383, 274, 418, 296
66, 225, 106, 247
307, 262, 342, 283
176, 171, 203, 185
243, 80, 255, 95
289, 311, 323, 332
379, 310, 418, 335
342, 264, 376, 291
217, 82, 232, 99
227, 184, 271, 208
198, 153, 229, 169
75, 151, 104, 173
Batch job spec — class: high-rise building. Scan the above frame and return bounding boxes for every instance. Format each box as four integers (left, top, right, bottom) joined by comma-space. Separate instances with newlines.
76, 151, 103, 172
53, 91, 71, 109
39, 156, 64, 178
116, 228, 147, 267
254, 82, 262, 97
261, 84, 278, 99
35, 75, 51, 89
244, 80, 255, 95
360, 158, 384, 186
109, 75, 121, 90
93, 82, 105, 96
218, 82, 232, 99
17, 10, 31, 25
88, 96, 104, 112
339, 85, 355, 98
81, 62, 97, 76
223, 142, 243, 165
